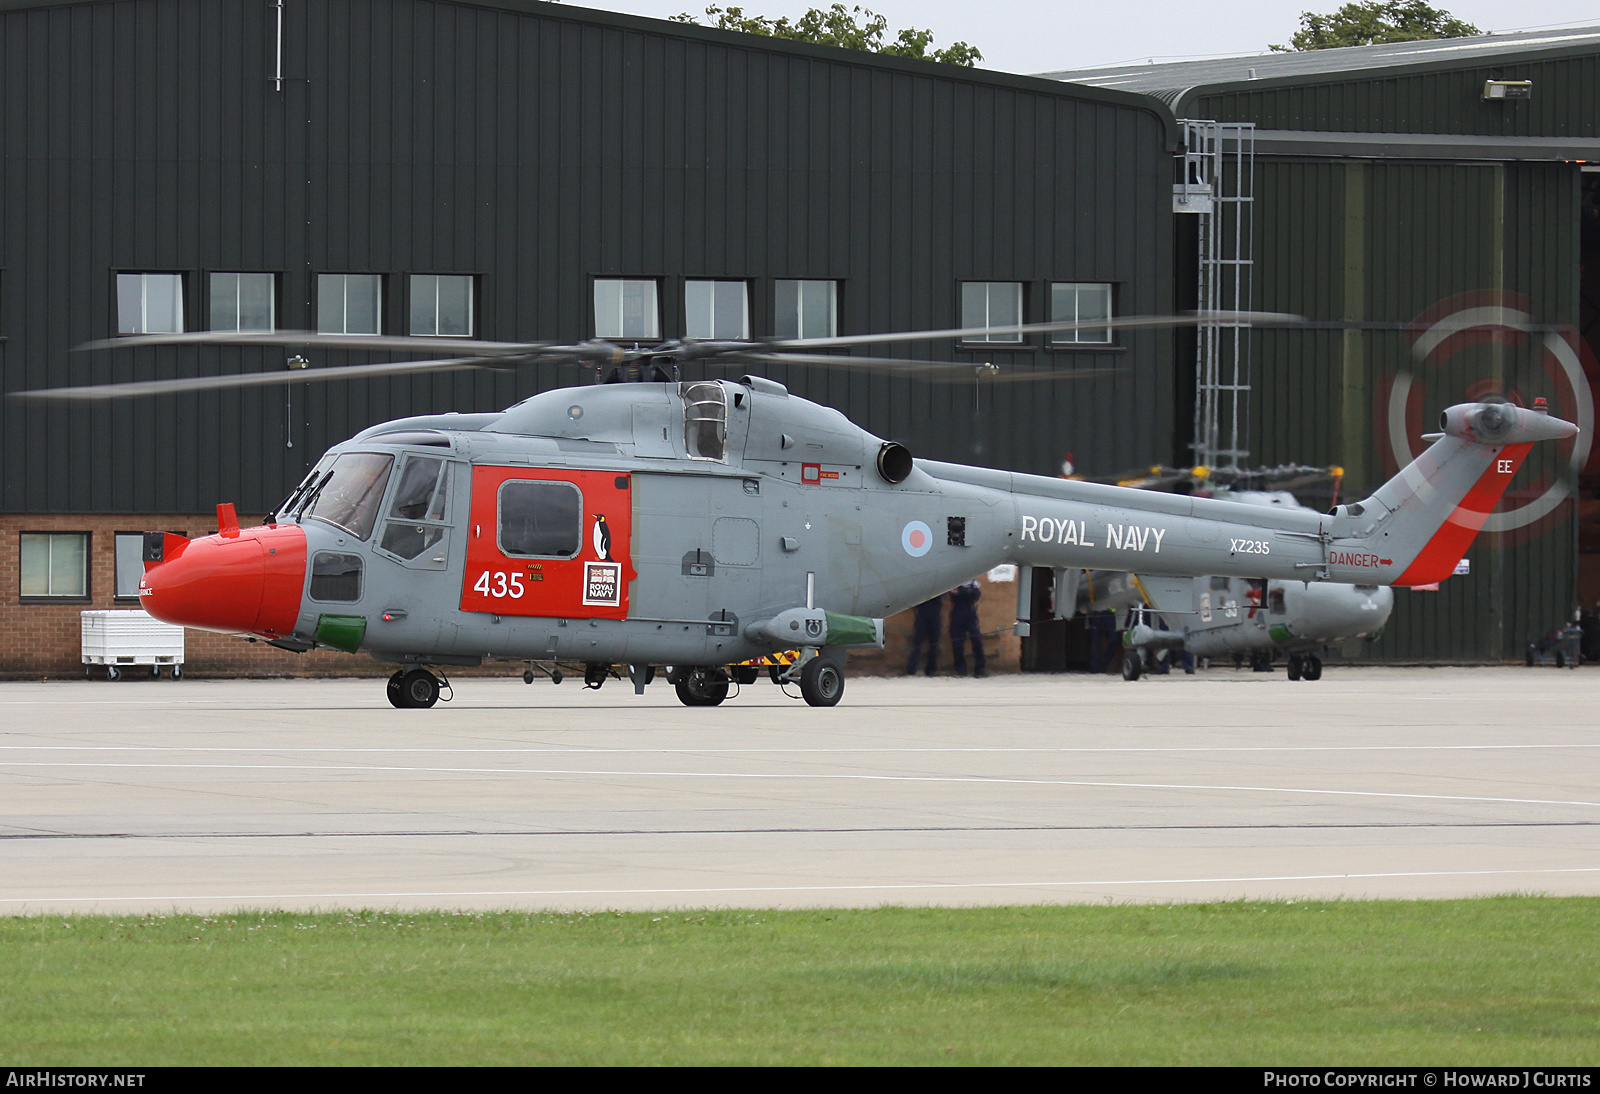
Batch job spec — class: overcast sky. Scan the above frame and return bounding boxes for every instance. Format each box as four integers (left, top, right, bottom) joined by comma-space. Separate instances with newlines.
570, 0, 1600, 75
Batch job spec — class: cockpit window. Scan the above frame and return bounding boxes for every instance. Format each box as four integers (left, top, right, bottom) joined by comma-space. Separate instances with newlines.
389, 456, 448, 521
377, 455, 453, 563
680, 381, 728, 461
304, 452, 394, 540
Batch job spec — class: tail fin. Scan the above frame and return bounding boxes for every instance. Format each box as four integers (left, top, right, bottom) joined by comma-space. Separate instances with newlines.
1335, 401, 1577, 587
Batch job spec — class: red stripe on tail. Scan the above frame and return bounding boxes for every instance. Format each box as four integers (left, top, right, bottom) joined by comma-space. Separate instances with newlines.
1393, 442, 1531, 587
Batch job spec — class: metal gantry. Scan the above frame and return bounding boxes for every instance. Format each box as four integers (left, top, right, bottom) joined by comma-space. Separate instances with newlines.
1177, 119, 1256, 473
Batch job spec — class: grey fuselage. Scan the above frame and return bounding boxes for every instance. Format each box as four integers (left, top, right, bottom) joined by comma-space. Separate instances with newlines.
258, 378, 1558, 669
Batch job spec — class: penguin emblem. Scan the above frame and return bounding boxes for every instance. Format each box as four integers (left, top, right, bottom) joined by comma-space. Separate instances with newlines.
592, 514, 613, 561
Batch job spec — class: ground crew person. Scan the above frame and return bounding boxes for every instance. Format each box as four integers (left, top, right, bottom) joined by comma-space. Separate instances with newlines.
948, 580, 987, 678
904, 596, 943, 676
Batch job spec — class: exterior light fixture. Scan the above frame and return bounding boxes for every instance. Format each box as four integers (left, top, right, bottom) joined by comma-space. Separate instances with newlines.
1482, 80, 1532, 101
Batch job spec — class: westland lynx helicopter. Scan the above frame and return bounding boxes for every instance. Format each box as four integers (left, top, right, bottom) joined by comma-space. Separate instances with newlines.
1065, 493, 1396, 682
23, 314, 1576, 708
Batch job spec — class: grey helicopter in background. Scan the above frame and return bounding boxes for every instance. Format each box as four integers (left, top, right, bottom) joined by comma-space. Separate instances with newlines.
1062, 492, 1397, 682
18, 313, 1575, 708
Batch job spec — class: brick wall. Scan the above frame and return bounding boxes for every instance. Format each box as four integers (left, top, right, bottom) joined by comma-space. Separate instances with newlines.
0, 513, 373, 679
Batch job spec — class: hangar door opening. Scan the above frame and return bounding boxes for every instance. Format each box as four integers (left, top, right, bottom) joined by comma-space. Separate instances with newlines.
1577, 168, 1600, 610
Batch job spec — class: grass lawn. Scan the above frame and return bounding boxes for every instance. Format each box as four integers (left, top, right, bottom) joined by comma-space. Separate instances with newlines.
3, 897, 1597, 1065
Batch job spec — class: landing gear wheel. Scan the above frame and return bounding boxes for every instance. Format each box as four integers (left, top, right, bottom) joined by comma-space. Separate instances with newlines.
1121, 650, 1142, 681
1287, 655, 1303, 681
396, 668, 441, 709
675, 667, 730, 707
523, 668, 536, 684
387, 670, 407, 708
799, 658, 844, 707
1304, 655, 1323, 681
106, 665, 121, 682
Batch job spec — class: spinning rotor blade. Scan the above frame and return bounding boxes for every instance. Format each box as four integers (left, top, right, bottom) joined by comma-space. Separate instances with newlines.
730, 353, 1124, 384
764, 310, 1302, 352
76, 329, 565, 357
14, 355, 501, 400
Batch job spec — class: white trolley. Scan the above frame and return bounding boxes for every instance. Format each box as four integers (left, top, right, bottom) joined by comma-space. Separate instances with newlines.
81, 610, 186, 680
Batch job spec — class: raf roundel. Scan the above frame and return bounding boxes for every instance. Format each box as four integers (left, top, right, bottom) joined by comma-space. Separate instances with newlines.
901, 520, 933, 558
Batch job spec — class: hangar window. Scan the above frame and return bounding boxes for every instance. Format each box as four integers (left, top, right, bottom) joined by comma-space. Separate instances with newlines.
318, 273, 383, 335
499, 480, 582, 558
210, 273, 276, 332
410, 274, 474, 337
594, 279, 659, 340
775, 280, 837, 339
19, 532, 89, 600
1050, 283, 1113, 344
685, 280, 749, 340
960, 282, 1023, 342
116, 273, 184, 334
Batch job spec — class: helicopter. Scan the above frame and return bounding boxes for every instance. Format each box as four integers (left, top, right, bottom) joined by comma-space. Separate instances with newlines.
20, 314, 1576, 709
1064, 494, 1397, 682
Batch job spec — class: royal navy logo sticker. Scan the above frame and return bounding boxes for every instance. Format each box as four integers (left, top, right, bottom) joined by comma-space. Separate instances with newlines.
901, 520, 933, 557
582, 561, 623, 606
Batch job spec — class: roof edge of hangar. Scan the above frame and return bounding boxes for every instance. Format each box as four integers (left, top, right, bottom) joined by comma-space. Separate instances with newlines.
1037, 25, 1600, 118
0, 0, 1180, 149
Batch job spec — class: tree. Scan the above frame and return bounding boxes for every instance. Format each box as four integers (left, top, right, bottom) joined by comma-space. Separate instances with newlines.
1270, 1, 1481, 51
673, 4, 981, 66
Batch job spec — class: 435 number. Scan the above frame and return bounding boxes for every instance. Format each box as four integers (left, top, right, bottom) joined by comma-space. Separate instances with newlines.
473, 570, 525, 598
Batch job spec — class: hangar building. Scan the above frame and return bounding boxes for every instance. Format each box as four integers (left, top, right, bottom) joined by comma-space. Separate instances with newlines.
1047, 28, 1600, 663
0, 0, 1177, 675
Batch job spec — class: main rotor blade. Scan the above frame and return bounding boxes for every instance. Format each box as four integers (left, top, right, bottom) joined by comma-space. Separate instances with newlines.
75, 330, 560, 356
722, 352, 972, 371
765, 310, 1302, 352
730, 353, 1124, 384
12, 355, 503, 400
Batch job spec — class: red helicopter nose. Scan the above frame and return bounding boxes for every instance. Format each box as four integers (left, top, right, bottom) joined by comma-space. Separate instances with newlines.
139, 522, 307, 638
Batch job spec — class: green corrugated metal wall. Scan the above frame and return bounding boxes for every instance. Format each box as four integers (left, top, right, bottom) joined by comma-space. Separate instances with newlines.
1195, 53, 1600, 137
1245, 157, 1580, 660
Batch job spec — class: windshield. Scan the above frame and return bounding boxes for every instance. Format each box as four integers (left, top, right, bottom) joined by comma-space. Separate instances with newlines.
304, 452, 395, 540
272, 458, 333, 522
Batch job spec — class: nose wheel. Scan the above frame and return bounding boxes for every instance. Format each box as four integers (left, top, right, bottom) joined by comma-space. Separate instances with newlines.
798, 657, 844, 706
1121, 650, 1143, 681
387, 668, 442, 708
